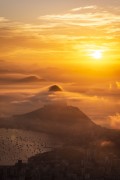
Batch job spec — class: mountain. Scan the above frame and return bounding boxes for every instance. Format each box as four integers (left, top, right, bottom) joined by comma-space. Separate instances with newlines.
0, 75, 45, 85
48, 85, 62, 92
1, 104, 120, 148
0, 103, 120, 165
7, 104, 97, 135
16, 75, 45, 83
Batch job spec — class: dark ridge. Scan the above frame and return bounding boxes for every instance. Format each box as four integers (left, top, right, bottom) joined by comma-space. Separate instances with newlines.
17, 75, 45, 83
49, 85, 62, 92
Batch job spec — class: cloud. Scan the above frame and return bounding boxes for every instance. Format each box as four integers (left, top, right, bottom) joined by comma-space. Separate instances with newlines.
0, 5, 119, 60
14, 85, 66, 106
116, 82, 120, 89
108, 113, 120, 129
0, 17, 8, 23
71, 6, 97, 12
0, 85, 66, 116
38, 8, 120, 27
0, 83, 119, 123
0, 81, 120, 134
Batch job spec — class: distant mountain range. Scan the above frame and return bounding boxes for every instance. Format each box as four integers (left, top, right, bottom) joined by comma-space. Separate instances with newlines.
0, 75, 45, 84
16, 75, 45, 83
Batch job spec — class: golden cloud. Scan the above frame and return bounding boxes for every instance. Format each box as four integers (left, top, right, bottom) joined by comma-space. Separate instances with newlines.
109, 113, 120, 129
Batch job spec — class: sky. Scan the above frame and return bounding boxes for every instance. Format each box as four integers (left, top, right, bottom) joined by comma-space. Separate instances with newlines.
0, 0, 120, 129
1, 0, 120, 21
0, 0, 120, 65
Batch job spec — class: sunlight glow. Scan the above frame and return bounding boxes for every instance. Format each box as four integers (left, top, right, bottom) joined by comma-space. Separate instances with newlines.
91, 50, 102, 59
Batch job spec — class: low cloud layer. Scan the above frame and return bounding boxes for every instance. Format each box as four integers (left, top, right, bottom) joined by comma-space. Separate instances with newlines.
0, 84, 120, 129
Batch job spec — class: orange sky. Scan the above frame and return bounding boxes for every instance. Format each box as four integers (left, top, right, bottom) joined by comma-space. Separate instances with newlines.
0, 4, 120, 67
0, 1, 120, 128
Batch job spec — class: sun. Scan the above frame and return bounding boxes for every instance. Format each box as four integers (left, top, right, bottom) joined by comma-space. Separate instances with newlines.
91, 50, 102, 59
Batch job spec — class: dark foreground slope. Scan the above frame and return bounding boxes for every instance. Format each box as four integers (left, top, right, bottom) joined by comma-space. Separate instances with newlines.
0, 147, 120, 180
26, 147, 120, 180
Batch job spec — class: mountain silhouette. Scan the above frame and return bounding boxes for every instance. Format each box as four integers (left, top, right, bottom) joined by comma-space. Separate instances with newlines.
11, 104, 96, 135
17, 75, 45, 83
48, 85, 62, 92
0, 75, 45, 85
1, 103, 120, 149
